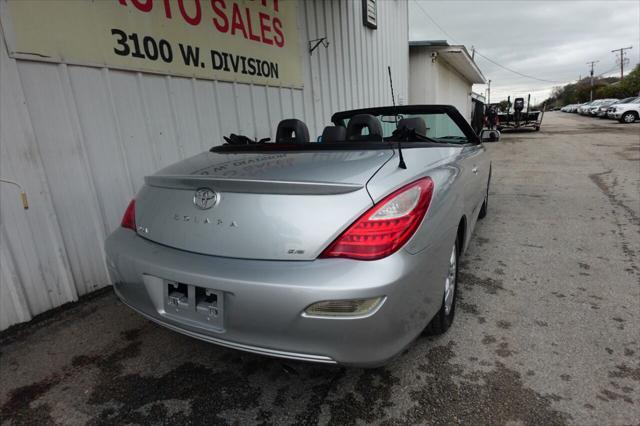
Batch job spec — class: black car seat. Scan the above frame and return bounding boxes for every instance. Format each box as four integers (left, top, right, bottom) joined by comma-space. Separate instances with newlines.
321, 126, 347, 143
397, 117, 427, 137
276, 119, 310, 144
346, 114, 383, 141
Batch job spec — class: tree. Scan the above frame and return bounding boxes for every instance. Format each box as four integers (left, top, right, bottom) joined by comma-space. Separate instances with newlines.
542, 65, 640, 107
596, 65, 640, 98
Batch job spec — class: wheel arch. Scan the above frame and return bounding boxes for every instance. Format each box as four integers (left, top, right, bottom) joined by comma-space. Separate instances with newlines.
457, 216, 467, 256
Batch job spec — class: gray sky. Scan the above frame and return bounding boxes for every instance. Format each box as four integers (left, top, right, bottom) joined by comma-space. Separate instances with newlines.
409, 0, 640, 102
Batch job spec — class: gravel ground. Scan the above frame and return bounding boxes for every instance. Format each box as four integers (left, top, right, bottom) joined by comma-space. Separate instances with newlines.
1, 112, 639, 425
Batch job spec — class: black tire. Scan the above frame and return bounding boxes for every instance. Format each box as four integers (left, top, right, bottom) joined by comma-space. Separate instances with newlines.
424, 239, 459, 336
534, 126, 540, 131
619, 111, 638, 124
478, 167, 491, 219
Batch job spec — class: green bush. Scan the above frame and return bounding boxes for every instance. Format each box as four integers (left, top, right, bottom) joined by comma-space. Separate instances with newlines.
543, 65, 639, 107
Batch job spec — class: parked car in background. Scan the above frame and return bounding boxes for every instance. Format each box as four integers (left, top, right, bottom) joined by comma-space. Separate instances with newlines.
576, 102, 594, 114
607, 97, 639, 119
561, 104, 577, 112
582, 100, 605, 116
592, 99, 620, 118
573, 103, 589, 113
610, 98, 640, 123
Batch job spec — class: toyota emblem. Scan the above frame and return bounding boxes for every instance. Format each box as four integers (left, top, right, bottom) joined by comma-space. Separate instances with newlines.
193, 188, 218, 210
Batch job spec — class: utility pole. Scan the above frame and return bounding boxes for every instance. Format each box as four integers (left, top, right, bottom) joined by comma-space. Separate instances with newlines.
487, 79, 491, 104
611, 46, 633, 79
587, 60, 599, 101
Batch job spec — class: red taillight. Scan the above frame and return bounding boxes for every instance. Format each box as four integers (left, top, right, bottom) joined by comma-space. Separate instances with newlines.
320, 177, 434, 260
121, 199, 136, 231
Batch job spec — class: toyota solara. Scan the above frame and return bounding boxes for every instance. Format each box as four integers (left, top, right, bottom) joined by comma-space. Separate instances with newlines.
105, 105, 491, 367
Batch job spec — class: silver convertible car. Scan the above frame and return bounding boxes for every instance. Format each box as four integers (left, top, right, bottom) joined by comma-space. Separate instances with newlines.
105, 105, 491, 367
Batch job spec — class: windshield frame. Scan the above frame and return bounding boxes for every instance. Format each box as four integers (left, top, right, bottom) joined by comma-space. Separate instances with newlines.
331, 105, 480, 145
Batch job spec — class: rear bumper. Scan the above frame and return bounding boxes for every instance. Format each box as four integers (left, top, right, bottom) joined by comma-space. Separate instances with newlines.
105, 228, 448, 366
116, 294, 337, 364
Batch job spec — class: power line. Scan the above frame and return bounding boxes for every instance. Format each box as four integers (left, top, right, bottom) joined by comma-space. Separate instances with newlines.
596, 64, 620, 78
473, 51, 562, 84
413, 1, 460, 44
412, 2, 563, 84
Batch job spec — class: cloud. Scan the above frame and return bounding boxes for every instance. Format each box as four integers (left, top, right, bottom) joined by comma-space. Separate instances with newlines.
409, 0, 640, 101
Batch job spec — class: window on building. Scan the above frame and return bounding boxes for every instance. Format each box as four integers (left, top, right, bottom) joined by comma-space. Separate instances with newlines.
362, 0, 377, 29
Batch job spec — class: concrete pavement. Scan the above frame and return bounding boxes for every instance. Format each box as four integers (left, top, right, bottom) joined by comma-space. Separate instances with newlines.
1, 112, 638, 425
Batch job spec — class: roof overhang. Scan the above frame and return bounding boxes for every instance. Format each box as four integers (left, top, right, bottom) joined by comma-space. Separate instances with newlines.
410, 42, 486, 84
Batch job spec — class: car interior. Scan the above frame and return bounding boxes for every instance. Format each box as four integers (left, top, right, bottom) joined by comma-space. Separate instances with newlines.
217, 106, 478, 149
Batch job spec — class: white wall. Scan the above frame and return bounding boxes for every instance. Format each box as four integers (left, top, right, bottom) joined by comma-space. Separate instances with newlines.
409, 47, 473, 120
0, 0, 409, 330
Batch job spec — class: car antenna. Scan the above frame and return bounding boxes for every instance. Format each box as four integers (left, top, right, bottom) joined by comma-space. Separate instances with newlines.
388, 66, 406, 169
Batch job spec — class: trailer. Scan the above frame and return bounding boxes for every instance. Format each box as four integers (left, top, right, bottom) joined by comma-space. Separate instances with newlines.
497, 94, 544, 131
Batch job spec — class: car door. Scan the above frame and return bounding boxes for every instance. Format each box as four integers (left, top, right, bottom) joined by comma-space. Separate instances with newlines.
458, 143, 487, 224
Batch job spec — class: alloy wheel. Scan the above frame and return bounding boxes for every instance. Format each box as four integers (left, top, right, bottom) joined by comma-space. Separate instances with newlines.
444, 245, 457, 315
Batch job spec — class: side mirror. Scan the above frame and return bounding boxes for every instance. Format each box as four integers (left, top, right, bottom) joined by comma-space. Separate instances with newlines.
480, 129, 500, 142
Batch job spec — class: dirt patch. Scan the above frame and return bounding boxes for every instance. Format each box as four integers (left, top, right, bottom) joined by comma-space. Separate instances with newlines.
497, 320, 512, 330
324, 368, 400, 425
495, 342, 515, 358
87, 361, 263, 424
609, 364, 640, 382
398, 342, 570, 425
598, 388, 633, 404
457, 301, 480, 317
482, 335, 497, 345
459, 272, 510, 296
589, 171, 640, 225
0, 287, 114, 346
0, 375, 60, 425
475, 237, 490, 247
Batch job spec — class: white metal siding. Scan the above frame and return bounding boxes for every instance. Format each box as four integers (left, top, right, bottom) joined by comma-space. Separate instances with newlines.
409, 47, 474, 120
438, 61, 472, 120
0, 0, 408, 330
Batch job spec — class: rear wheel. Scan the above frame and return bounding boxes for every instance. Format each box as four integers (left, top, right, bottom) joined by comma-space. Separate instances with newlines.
620, 111, 638, 124
424, 240, 458, 335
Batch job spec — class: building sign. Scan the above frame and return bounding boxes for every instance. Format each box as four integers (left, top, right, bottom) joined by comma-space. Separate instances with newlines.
0, 0, 302, 88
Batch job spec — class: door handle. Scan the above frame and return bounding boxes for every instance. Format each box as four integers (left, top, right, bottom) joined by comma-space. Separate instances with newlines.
472, 166, 478, 174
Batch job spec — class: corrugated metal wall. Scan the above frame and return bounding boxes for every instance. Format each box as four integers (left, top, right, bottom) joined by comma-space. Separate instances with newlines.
0, 0, 409, 330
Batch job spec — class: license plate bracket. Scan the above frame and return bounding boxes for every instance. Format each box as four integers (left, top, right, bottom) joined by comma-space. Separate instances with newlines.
163, 281, 224, 329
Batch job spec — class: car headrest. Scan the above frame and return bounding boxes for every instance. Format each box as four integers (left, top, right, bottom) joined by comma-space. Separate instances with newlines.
276, 119, 310, 144
346, 114, 383, 141
397, 117, 427, 137
321, 126, 347, 144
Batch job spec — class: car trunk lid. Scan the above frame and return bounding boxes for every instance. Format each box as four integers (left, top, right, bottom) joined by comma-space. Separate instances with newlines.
134, 150, 393, 260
